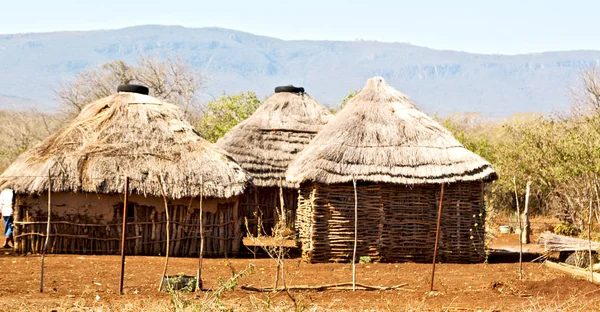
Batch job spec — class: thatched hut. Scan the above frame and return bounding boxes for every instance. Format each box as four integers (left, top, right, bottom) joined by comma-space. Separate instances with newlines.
216, 87, 332, 236
286, 77, 497, 263
0, 86, 251, 256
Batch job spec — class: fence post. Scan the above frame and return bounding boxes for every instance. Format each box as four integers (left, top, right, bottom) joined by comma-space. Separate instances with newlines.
40, 169, 52, 293
430, 183, 445, 291
119, 176, 129, 295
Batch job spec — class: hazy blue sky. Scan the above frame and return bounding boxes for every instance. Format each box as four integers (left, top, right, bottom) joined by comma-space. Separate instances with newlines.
1, 0, 598, 54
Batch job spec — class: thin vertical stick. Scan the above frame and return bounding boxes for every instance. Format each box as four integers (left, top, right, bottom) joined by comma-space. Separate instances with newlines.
430, 183, 445, 291
279, 178, 286, 226
513, 176, 523, 280
275, 178, 286, 290
119, 176, 129, 295
196, 176, 204, 292
40, 169, 52, 293
589, 197, 594, 283
522, 182, 531, 244
157, 174, 170, 292
352, 176, 358, 291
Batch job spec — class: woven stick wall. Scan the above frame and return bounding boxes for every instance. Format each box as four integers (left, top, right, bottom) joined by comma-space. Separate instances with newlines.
296, 181, 486, 263
13, 198, 242, 257
240, 187, 298, 236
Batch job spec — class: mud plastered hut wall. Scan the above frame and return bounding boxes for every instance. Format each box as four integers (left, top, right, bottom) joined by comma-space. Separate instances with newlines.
0, 88, 250, 256
286, 77, 497, 263
217, 87, 332, 236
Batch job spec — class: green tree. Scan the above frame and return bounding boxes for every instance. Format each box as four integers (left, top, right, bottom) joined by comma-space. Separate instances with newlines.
330, 89, 360, 113
196, 92, 261, 143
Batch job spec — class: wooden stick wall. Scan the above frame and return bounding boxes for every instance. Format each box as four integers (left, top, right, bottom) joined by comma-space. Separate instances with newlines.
296, 181, 487, 263
13, 201, 242, 257
239, 187, 298, 236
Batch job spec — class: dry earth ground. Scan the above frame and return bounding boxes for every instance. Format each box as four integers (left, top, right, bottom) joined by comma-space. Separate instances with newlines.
0, 216, 598, 311
0, 254, 599, 311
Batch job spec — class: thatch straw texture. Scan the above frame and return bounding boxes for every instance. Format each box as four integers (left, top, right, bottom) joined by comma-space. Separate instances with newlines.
0, 92, 250, 199
217, 92, 332, 188
287, 77, 496, 185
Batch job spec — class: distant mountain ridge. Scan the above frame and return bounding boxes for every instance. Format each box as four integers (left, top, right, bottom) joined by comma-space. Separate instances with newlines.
0, 25, 599, 116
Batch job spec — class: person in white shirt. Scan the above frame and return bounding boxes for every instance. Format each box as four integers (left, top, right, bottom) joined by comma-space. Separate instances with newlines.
0, 189, 14, 248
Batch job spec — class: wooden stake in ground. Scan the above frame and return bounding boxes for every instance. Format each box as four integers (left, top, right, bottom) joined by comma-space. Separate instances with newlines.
430, 183, 444, 291
277, 178, 288, 291
352, 176, 358, 291
196, 176, 204, 292
40, 169, 52, 293
513, 176, 523, 280
522, 181, 531, 244
589, 198, 594, 283
157, 174, 170, 292
119, 176, 129, 295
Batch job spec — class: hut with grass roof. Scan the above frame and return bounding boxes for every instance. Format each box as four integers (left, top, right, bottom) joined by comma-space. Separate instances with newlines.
286, 77, 497, 263
216, 86, 332, 236
0, 85, 251, 256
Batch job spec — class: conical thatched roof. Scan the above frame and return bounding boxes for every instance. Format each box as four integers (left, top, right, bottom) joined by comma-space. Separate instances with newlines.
286, 77, 497, 185
216, 91, 333, 188
0, 92, 250, 199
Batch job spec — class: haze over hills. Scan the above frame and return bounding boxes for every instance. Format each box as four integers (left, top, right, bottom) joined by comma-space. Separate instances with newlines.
0, 25, 599, 116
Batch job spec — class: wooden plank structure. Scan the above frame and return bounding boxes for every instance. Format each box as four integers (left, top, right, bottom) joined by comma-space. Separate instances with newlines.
216, 87, 332, 238
544, 260, 600, 285
287, 77, 497, 263
0, 86, 251, 257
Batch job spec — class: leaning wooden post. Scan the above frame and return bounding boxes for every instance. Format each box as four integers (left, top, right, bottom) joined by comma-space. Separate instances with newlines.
522, 181, 531, 244
430, 183, 445, 291
352, 176, 358, 291
279, 178, 286, 227
119, 176, 129, 295
513, 176, 523, 280
158, 174, 170, 292
196, 176, 204, 292
40, 169, 52, 293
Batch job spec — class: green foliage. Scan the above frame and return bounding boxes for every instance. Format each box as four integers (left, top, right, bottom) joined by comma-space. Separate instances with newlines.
167, 264, 255, 311
359, 256, 372, 264
554, 222, 581, 237
330, 89, 359, 113
440, 84, 600, 231
196, 92, 261, 142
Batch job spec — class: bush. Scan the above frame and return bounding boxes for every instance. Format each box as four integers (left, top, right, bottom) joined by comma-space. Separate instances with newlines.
554, 222, 581, 237
359, 256, 372, 264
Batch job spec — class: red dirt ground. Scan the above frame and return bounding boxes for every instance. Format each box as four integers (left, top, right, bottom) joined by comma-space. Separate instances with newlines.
0, 253, 598, 311
1, 216, 598, 311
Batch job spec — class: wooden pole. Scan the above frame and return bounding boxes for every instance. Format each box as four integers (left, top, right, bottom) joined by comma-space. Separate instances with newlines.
430, 183, 445, 291
196, 176, 204, 292
279, 178, 286, 227
513, 176, 523, 280
352, 176, 358, 291
158, 174, 170, 292
40, 169, 52, 293
119, 176, 129, 295
274, 178, 286, 290
522, 181, 531, 244
589, 198, 594, 283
